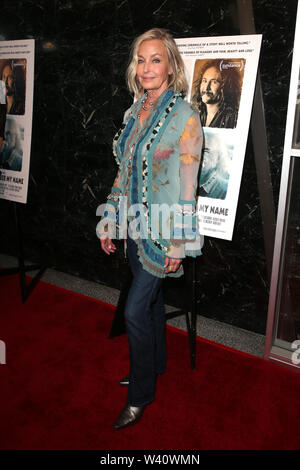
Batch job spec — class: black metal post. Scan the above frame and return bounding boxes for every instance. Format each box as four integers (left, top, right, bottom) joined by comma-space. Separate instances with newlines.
0, 201, 46, 302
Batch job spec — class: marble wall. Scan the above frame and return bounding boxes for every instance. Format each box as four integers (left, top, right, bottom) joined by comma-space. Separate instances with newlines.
0, 0, 298, 334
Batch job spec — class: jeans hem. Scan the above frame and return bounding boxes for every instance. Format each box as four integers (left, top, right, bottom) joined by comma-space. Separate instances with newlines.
127, 398, 154, 407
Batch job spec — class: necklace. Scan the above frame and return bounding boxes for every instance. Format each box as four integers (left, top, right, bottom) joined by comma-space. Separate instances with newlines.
137, 91, 157, 119
141, 91, 155, 111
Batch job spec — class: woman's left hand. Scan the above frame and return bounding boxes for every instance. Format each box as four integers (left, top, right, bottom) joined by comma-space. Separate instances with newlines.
164, 256, 182, 274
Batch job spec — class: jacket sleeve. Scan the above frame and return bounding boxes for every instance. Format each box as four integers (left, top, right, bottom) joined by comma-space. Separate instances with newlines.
167, 112, 203, 258
96, 109, 131, 240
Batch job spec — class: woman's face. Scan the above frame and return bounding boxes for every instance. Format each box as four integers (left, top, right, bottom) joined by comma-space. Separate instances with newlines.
136, 39, 172, 96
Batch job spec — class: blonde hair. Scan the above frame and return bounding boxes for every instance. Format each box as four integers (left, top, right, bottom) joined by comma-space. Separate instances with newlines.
126, 28, 188, 97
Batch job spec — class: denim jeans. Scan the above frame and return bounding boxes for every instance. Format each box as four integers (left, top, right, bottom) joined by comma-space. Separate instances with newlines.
125, 235, 167, 406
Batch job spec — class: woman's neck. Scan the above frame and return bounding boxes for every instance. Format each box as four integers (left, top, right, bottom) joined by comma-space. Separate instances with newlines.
145, 85, 169, 102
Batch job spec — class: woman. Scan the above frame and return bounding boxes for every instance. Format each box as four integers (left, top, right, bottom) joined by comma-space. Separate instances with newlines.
96, 28, 203, 429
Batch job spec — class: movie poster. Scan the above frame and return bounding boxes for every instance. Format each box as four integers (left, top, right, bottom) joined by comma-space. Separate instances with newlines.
176, 35, 262, 240
0, 39, 34, 203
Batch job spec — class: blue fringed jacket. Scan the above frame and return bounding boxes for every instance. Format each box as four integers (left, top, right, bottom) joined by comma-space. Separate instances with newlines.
96, 89, 204, 278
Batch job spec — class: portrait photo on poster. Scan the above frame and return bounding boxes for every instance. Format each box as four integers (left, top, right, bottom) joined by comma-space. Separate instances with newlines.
292, 68, 300, 149
198, 129, 234, 201
0, 58, 26, 116
191, 58, 245, 129
0, 116, 24, 172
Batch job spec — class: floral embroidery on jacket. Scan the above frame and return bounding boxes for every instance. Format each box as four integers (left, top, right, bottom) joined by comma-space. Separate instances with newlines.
181, 116, 200, 141
153, 148, 174, 161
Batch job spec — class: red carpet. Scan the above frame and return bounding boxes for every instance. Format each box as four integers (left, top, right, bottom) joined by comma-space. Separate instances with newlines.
0, 274, 300, 450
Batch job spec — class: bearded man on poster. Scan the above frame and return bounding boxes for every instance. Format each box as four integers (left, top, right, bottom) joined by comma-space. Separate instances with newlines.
192, 59, 241, 129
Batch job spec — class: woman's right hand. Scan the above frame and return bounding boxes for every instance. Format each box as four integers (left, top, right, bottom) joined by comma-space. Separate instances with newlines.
100, 237, 117, 255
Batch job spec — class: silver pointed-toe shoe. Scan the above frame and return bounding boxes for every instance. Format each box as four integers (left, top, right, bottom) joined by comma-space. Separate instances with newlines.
113, 404, 146, 429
